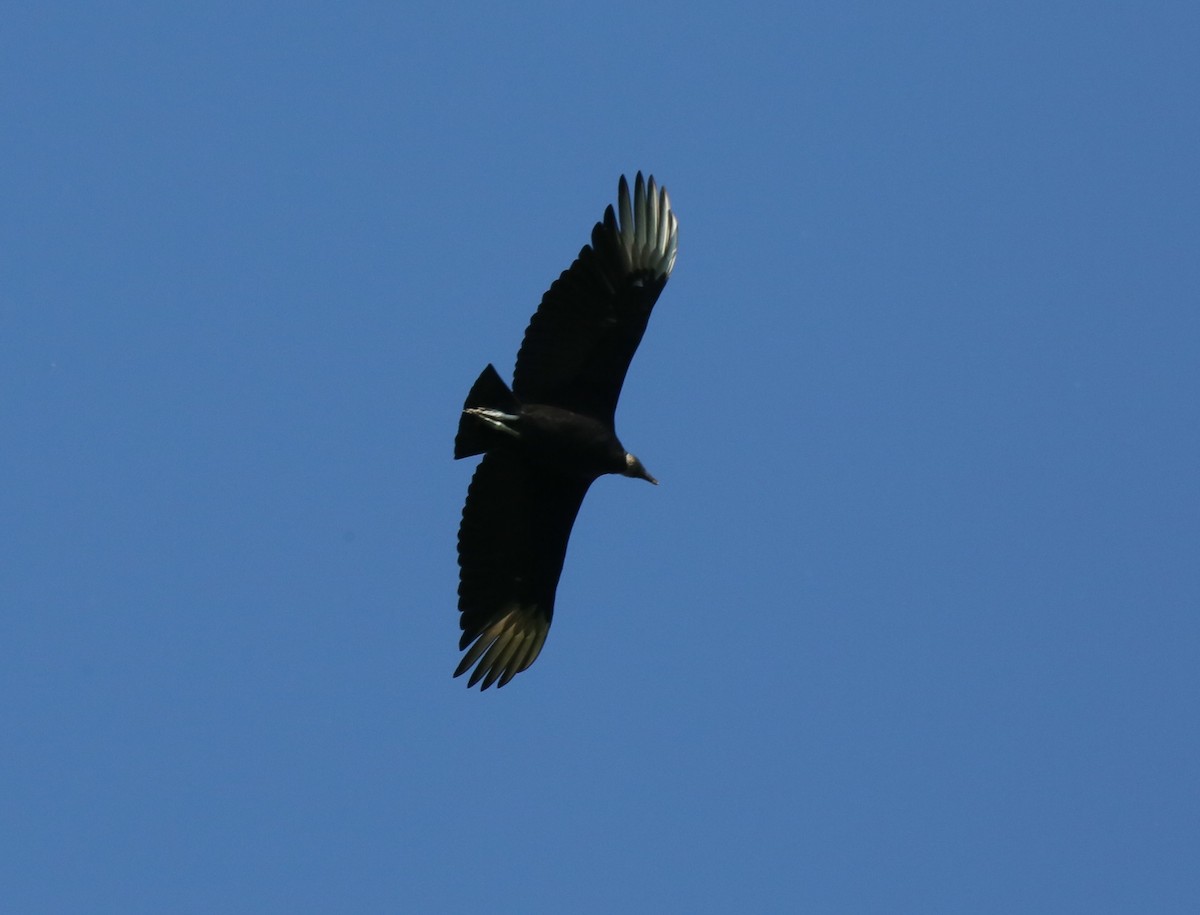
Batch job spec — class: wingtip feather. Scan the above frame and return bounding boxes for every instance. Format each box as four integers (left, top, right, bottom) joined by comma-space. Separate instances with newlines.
610, 172, 678, 280
454, 604, 550, 690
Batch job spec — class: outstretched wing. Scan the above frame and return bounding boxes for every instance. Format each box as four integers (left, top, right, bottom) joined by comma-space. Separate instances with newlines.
455, 449, 592, 689
512, 173, 679, 423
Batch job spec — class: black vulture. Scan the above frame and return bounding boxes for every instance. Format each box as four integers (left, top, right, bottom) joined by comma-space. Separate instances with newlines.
452, 173, 679, 689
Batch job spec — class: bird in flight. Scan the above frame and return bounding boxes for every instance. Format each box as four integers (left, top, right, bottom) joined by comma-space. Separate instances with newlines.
452, 173, 679, 689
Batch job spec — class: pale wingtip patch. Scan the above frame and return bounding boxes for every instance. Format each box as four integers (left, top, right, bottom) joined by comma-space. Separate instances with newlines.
612, 171, 678, 280
455, 604, 550, 690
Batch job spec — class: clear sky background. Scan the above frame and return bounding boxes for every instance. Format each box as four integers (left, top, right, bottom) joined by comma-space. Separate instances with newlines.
3, 3, 1198, 912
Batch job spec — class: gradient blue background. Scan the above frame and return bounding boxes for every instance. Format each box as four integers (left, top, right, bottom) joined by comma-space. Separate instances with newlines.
4, 3, 1198, 912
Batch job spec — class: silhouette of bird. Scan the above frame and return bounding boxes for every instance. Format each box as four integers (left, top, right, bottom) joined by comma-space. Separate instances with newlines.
453, 173, 679, 689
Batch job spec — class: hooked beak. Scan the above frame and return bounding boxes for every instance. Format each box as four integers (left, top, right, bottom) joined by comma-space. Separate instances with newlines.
625, 453, 658, 485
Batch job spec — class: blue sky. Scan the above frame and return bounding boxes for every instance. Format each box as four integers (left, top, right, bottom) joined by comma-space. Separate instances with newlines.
3, 2, 1198, 911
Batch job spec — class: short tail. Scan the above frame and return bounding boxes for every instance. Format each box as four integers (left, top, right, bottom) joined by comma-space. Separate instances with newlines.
454, 364, 519, 459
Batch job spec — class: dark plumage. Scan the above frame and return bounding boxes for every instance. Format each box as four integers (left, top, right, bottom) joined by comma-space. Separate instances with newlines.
453, 173, 679, 689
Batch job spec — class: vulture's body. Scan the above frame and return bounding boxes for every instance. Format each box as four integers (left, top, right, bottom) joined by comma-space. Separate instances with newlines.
453, 174, 679, 689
